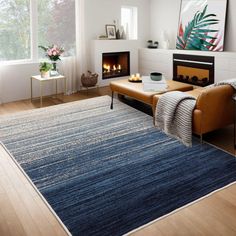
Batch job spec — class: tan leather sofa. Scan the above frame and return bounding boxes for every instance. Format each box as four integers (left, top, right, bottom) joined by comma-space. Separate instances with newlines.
153, 85, 235, 138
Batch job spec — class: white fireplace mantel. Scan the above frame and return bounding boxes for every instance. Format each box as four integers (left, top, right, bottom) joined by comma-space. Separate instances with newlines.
91, 40, 140, 86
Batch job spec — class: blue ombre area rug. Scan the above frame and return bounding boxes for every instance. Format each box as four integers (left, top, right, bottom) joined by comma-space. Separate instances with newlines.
0, 96, 236, 236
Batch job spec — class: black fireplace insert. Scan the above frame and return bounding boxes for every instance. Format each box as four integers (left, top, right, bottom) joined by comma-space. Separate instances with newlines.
102, 51, 130, 79
173, 54, 215, 87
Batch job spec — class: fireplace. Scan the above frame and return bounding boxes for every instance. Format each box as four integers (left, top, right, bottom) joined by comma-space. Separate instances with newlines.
173, 54, 215, 87
102, 51, 130, 79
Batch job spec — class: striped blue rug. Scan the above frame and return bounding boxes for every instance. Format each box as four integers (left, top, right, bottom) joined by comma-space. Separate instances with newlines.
0, 96, 236, 236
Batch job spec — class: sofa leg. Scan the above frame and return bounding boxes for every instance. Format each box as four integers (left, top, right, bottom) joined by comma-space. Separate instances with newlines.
200, 134, 203, 144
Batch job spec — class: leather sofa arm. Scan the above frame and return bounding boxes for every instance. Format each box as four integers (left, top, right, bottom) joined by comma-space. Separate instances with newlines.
194, 85, 234, 134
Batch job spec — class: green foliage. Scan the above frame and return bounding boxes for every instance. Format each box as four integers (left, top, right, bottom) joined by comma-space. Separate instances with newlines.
0, 0, 30, 60
0, 0, 75, 61
39, 62, 52, 72
38, 0, 75, 58
176, 5, 220, 51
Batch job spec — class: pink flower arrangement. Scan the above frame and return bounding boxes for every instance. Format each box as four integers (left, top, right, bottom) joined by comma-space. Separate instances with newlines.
39, 44, 64, 61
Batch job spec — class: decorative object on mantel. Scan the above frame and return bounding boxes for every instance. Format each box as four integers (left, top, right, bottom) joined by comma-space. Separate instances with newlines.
105, 24, 117, 39
116, 29, 121, 40
39, 44, 64, 76
39, 62, 52, 78
98, 35, 108, 40
113, 20, 126, 40
161, 30, 170, 49
119, 25, 126, 39
81, 71, 98, 88
176, 0, 227, 51
147, 40, 159, 49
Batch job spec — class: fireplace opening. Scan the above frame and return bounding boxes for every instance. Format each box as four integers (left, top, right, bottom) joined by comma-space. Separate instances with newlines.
102, 51, 130, 79
173, 54, 214, 87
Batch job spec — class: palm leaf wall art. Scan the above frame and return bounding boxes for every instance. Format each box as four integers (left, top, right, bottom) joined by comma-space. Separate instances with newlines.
176, 0, 228, 52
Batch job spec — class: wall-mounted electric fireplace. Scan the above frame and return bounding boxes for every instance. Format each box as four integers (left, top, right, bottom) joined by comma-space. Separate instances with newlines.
102, 51, 130, 79
173, 54, 215, 87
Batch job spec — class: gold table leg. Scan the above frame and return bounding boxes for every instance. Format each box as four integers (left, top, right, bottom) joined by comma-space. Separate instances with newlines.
40, 81, 43, 107
30, 77, 33, 102
56, 80, 58, 98
64, 77, 67, 95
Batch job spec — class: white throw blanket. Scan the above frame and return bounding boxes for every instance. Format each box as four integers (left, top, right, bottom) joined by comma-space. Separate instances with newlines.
154, 91, 196, 147
208, 78, 236, 89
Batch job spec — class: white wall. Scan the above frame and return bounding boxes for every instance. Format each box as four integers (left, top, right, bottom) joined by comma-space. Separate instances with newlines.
150, 0, 236, 51
84, 0, 150, 45
0, 0, 151, 104
150, 0, 180, 49
85, 0, 150, 72
0, 63, 64, 104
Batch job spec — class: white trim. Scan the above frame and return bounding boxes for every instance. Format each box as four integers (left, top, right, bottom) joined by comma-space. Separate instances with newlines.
31, 0, 38, 62
0, 142, 72, 236
173, 58, 214, 65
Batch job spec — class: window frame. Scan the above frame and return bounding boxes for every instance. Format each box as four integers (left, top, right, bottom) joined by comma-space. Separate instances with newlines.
0, 0, 75, 65
121, 5, 138, 40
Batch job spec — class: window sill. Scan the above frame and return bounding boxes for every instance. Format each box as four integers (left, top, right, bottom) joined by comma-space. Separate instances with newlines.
0, 59, 38, 66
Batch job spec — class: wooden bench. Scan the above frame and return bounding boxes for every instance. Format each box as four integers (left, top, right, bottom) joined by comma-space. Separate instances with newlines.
110, 77, 193, 109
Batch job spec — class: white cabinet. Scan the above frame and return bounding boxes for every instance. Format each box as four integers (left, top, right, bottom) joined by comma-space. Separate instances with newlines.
139, 48, 236, 83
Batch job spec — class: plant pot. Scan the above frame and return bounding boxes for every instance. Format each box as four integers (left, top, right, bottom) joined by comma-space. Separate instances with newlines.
40, 71, 50, 78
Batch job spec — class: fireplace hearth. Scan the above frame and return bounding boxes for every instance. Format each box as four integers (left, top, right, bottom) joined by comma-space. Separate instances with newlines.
173, 54, 215, 87
102, 51, 130, 79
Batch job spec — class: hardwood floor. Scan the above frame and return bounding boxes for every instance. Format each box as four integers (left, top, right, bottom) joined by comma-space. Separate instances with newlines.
130, 184, 236, 236
0, 87, 235, 236
0, 144, 69, 236
0, 87, 112, 115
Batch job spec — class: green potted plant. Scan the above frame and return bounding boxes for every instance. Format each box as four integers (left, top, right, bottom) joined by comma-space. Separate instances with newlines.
39, 62, 52, 78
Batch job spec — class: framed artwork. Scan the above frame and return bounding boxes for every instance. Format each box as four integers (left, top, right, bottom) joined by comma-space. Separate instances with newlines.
106, 25, 116, 39
176, 0, 228, 51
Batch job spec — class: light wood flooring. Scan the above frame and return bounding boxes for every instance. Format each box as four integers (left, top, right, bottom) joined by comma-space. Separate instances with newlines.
0, 143, 69, 236
0, 87, 236, 236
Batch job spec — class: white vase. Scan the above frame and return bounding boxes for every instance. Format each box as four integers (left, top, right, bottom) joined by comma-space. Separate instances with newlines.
163, 40, 170, 49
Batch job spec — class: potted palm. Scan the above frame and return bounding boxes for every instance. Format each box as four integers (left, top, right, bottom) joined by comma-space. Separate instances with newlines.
39, 62, 52, 78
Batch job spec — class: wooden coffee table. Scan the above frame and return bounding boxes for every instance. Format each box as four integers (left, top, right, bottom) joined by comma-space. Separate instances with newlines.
110, 77, 193, 109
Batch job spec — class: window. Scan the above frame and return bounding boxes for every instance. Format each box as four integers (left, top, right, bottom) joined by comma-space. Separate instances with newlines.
121, 6, 138, 40
0, 0, 31, 61
38, 0, 76, 58
0, 0, 75, 62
